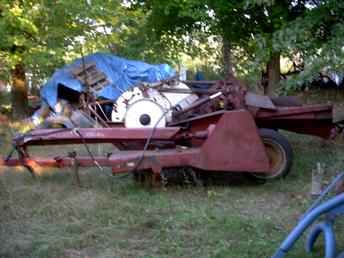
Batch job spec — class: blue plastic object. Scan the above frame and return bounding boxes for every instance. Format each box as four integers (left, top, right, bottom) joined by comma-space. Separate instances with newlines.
306, 221, 336, 258
271, 172, 344, 258
40, 53, 176, 109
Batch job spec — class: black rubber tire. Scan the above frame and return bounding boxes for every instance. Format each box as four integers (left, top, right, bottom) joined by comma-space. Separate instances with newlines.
251, 128, 293, 180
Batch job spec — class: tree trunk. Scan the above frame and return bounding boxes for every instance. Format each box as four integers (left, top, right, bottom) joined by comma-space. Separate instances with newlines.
11, 63, 28, 119
265, 52, 281, 96
223, 38, 233, 78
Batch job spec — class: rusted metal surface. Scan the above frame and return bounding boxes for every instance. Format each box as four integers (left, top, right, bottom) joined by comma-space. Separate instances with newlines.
1, 148, 199, 175
113, 111, 269, 173
2, 111, 270, 175
110, 148, 200, 174
171, 101, 334, 140
172, 76, 247, 121
197, 110, 270, 172
14, 127, 181, 146
0, 74, 339, 181
1, 156, 112, 168
172, 76, 334, 142
256, 104, 333, 119
255, 104, 334, 138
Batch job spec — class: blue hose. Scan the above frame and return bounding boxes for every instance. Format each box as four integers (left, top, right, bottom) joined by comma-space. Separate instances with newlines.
303, 173, 344, 217
271, 193, 344, 258
305, 221, 336, 258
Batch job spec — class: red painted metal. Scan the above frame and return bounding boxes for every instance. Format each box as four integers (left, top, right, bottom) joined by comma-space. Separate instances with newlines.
171, 104, 334, 139
256, 104, 332, 119
0, 156, 111, 168
110, 111, 269, 174
0, 103, 337, 177
0, 149, 200, 174
2, 110, 270, 175
110, 148, 200, 174
2, 72, 339, 183
197, 111, 269, 172
255, 104, 334, 138
14, 127, 181, 146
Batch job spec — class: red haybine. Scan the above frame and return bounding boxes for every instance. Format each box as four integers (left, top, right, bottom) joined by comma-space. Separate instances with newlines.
0, 77, 339, 185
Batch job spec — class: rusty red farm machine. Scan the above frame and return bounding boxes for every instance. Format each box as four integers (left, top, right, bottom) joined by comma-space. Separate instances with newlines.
0, 73, 339, 185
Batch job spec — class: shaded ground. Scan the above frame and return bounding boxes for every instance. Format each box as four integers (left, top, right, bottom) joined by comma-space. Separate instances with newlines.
1, 111, 344, 257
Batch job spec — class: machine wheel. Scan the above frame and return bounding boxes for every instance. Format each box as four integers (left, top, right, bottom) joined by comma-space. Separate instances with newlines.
133, 170, 155, 187
252, 129, 293, 180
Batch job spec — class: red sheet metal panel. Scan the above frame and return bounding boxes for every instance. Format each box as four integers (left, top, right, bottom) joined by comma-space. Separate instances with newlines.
196, 110, 270, 172
256, 104, 334, 138
256, 104, 332, 119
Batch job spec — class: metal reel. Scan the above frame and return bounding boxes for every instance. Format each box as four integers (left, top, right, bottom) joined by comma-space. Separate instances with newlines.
124, 99, 167, 128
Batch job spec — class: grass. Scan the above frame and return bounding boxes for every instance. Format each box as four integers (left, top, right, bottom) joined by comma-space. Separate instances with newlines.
1, 126, 344, 257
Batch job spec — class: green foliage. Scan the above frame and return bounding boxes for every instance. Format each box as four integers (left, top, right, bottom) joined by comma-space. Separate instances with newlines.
131, 0, 344, 90
114, 8, 179, 64
0, 0, 123, 83
129, 1, 289, 82
274, 0, 344, 91
1, 0, 343, 92
0, 0, 186, 89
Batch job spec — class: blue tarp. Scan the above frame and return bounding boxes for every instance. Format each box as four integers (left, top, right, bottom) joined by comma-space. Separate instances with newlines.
40, 53, 176, 109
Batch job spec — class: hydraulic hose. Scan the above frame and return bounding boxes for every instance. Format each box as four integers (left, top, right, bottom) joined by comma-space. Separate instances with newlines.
271, 193, 344, 258
305, 221, 336, 258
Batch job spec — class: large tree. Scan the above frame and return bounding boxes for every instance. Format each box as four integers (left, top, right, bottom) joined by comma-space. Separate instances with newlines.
131, 0, 343, 94
272, 0, 344, 91
0, 0, 122, 118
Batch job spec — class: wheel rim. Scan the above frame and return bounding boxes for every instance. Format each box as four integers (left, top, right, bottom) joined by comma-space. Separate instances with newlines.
254, 138, 288, 179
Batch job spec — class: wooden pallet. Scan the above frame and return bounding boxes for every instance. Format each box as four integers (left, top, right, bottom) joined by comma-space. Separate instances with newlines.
71, 62, 109, 92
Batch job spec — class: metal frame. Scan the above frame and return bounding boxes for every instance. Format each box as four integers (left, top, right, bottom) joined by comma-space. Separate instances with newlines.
1, 104, 336, 178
